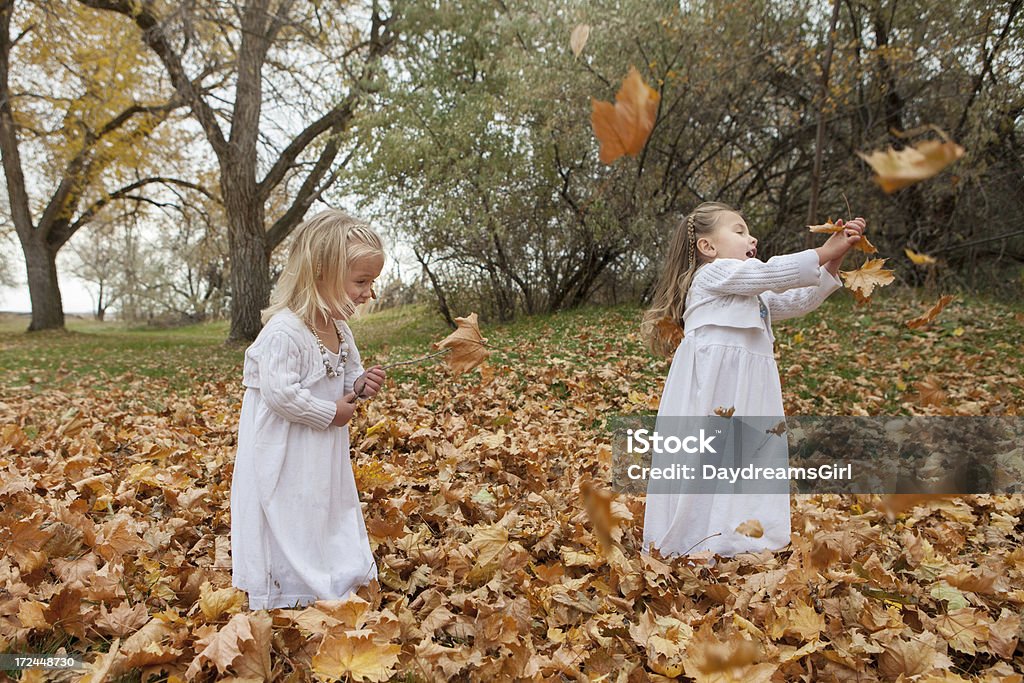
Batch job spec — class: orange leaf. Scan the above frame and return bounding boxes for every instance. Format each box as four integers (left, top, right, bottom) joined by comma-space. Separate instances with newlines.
840, 258, 895, 301
906, 295, 954, 329
807, 218, 844, 233
591, 66, 660, 164
857, 137, 965, 193
853, 233, 878, 254
433, 312, 489, 374
651, 316, 683, 356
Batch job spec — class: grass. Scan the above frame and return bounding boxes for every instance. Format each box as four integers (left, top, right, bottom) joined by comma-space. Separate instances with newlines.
2, 289, 1023, 415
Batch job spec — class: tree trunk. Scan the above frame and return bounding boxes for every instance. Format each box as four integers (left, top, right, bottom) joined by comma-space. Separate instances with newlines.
23, 238, 65, 331
225, 173, 269, 343
805, 0, 841, 247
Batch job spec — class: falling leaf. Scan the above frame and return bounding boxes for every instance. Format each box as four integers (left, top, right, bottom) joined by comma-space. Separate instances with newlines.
591, 66, 660, 164
906, 295, 955, 329
857, 136, 965, 193
905, 248, 938, 266
433, 312, 489, 374
714, 406, 735, 417
312, 629, 400, 682
569, 24, 590, 59
840, 258, 895, 302
651, 316, 683, 356
735, 520, 764, 538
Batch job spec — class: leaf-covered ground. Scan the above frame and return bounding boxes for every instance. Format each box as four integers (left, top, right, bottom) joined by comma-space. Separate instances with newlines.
1, 294, 1023, 682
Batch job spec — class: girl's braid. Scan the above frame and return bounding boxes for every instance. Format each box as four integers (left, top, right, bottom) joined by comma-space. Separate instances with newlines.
686, 213, 696, 265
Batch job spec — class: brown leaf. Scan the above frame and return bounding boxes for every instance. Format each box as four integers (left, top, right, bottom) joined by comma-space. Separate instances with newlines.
433, 312, 490, 374
857, 136, 965, 193
681, 625, 776, 682
735, 520, 763, 538
186, 612, 272, 679
934, 608, 990, 655
906, 295, 955, 329
840, 258, 895, 301
312, 629, 401, 682
651, 317, 683, 356
591, 66, 660, 164
912, 376, 947, 407
569, 24, 590, 58
853, 232, 878, 254
94, 601, 150, 638
198, 581, 246, 621
807, 218, 845, 233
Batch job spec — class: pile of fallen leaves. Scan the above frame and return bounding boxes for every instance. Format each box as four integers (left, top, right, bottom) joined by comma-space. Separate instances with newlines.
1, 301, 1023, 681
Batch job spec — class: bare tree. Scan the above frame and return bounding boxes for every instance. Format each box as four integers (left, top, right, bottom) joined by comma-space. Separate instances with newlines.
77, 0, 398, 341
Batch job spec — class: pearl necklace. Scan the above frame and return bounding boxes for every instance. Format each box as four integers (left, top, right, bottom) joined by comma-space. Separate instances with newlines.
309, 319, 349, 378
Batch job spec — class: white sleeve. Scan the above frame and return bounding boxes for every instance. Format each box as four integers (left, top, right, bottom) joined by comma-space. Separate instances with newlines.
762, 267, 843, 322
343, 325, 365, 396
258, 332, 337, 429
696, 249, 821, 297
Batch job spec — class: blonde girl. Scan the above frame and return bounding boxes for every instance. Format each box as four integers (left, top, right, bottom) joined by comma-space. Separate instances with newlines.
641, 201, 863, 557
231, 209, 387, 609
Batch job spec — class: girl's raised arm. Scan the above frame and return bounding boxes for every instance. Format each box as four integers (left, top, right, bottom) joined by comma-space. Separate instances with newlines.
696, 250, 821, 297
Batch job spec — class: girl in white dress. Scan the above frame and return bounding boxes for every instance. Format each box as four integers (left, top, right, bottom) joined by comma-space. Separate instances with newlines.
641, 202, 864, 558
231, 210, 387, 609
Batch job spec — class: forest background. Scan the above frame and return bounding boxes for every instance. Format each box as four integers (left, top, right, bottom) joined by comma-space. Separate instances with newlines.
1, 0, 1021, 339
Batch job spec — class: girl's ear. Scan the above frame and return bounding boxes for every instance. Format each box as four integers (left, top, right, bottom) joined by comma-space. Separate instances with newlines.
696, 236, 716, 260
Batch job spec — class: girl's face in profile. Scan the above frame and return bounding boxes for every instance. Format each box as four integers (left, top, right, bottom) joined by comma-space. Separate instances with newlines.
702, 211, 758, 262
344, 254, 384, 308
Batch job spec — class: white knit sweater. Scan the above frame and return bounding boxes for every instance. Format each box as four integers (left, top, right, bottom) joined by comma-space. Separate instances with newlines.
683, 249, 842, 341
241, 309, 363, 429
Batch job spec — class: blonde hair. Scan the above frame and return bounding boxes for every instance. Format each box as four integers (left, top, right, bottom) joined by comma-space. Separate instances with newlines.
262, 209, 385, 326
641, 201, 737, 355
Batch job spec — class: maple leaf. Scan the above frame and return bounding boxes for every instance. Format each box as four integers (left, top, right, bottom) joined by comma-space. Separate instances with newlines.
735, 520, 763, 538
94, 602, 150, 638
912, 376, 947, 407
857, 136, 965, 193
186, 612, 272, 679
934, 608, 991, 655
312, 629, 400, 682
569, 24, 590, 58
906, 295, 955, 329
807, 218, 845, 233
714, 406, 736, 417
905, 248, 938, 265
591, 66, 660, 164
840, 258, 895, 301
433, 312, 490, 374
198, 581, 246, 621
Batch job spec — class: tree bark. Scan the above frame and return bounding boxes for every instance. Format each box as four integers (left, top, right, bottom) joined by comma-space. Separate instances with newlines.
21, 237, 64, 331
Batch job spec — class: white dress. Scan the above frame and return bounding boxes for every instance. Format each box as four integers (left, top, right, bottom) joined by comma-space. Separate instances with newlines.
230, 310, 377, 610
642, 250, 842, 557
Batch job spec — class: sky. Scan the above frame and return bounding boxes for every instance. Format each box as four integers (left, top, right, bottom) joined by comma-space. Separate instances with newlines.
0, 259, 97, 315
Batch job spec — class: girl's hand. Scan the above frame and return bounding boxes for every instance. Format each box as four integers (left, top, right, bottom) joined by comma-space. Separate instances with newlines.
332, 392, 358, 426
354, 366, 386, 399
817, 216, 864, 270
